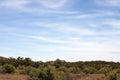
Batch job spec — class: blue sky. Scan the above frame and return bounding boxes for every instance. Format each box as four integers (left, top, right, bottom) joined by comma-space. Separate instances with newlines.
0, 0, 120, 62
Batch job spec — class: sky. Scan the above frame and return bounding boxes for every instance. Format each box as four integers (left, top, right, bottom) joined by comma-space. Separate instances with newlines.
0, 0, 120, 62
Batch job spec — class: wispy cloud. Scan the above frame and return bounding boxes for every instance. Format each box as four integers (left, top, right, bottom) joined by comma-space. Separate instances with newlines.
30, 36, 65, 44
34, 21, 120, 37
95, 0, 120, 7
37, 0, 69, 9
71, 11, 120, 19
0, 0, 120, 61
0, 0, 29, 9
102, 19, 120, 28
27, 35, 120, 61
34, 22, 95, 35
0, 0, 79, 18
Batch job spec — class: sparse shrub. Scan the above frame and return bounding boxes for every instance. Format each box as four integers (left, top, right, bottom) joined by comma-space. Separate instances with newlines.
18, 70, 26, 74
58, 66, 67, 72
83, 67, 97, 74
29, 68, 39, 80
67, 67, 81, 74
25, 66, 39, 80
0, 66, 3, 73
98, 67, 112, 74
38, 65, 56, 80
2, 64, 15, 73
106, 70, 117, 80
56, 71, 67, 80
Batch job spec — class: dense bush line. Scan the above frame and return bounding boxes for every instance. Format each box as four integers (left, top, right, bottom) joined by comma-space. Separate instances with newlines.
0, 57, 120, 80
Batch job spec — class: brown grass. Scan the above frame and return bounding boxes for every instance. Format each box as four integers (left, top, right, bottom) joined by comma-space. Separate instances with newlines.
0, 74, 29, 80
68, 74, 105, 80
78, 74, 105, 80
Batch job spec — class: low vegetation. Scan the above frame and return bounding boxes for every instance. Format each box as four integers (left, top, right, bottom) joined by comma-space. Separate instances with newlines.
0, 56, 120, 80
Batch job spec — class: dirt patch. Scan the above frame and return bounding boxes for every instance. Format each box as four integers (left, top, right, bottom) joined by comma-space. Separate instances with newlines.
78, 74, 105, 80
0, 74, 29, 80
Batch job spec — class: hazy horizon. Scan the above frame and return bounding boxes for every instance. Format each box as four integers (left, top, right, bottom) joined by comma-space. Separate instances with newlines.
0, 0, 120, 62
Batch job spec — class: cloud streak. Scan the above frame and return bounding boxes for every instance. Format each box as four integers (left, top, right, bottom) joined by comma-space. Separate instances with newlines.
95, 0, 120, 7
0, 0, 29, 9
34, 22, 95, 35
37, 0, 68, 9
0, 0, 120, 61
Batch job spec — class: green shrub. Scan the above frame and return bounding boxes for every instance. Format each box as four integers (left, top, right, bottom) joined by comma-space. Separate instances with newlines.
107, 70, 117, 80
83, 67, 97, 74
38, 65, 56, 80
29, 68, 39, 80
25, 66, 39, 80
2, 64, 15, 73
18, 70, 26, 74
98, 67, 112, 74
0, 66, 3, 73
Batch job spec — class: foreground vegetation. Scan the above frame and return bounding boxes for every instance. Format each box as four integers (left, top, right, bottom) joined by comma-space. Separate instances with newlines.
0, 56, 120, 80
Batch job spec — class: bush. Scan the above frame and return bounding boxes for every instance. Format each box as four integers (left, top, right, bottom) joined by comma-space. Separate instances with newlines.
38, 65, 56, 80
29, 67, 39, 80
98, 67, 112, 74
83, 67, 97, 74
2, 64, 15, 73
106, 70, 117, 80
0, 66, 3, 73
25, 66, 39, 80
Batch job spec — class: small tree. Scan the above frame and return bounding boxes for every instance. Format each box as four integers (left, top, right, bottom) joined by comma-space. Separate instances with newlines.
3, 64, 15, 73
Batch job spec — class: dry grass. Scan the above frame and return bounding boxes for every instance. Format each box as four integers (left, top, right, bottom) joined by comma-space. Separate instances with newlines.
0, 74, 29, 80
68, 74, 105, 80
0, 73, 119, 80
78, 74, 105, 80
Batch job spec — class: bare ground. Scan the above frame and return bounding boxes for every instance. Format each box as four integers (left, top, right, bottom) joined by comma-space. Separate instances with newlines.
0, 74, 29, 80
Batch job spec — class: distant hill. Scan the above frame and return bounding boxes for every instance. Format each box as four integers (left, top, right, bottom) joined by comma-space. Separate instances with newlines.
0, 56, 8, 64
0, 56, 7, 60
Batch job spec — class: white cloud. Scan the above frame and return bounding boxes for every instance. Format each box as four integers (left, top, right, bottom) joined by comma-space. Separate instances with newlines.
95, 0, 120, 6
1, 24, 120, 61
70, 11, 120, 19
87, 19, 120, 34
34, 22, 95, 35
30, 36, 65, 44
0, 0, 69, 10
0, 0, 120, 62
34, 21, 120, 37
37, 0, 68, 9
103, 19, 120, 28
26, 34, 120, 61
28, 34, 120, 53
0, 0, 77, 15
0, 0, 29, 9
